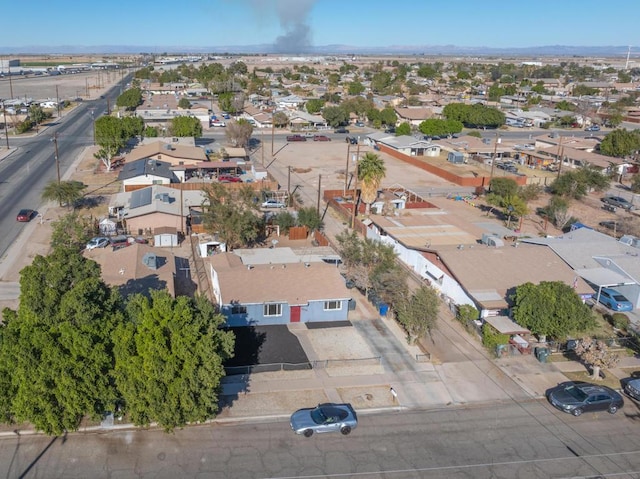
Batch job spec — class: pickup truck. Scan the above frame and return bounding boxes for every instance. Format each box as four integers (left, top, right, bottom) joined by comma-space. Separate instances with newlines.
286, 135, 306, 142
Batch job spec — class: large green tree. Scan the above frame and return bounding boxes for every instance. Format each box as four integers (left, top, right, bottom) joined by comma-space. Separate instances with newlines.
600, 129, 640, 158
305, 98, 325, 114
170, 116, 203, 138
322, 105, 348, 127
202, 183, 263, 249
0, 249, 123, 435
94, 115, 127, 170
443, 103, 505, 128
419, 119, 464, 137
116, 88, 142, 110
335, 230, 402, 302
512, 281, 596, 339
396, 286, 439, 344
113, 290, 234, 431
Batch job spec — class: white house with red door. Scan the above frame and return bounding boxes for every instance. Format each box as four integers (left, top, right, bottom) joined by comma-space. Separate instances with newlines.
207, 250, 352, 327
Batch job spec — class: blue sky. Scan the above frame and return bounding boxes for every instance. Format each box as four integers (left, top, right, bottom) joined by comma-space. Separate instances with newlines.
3, 0, 639, 49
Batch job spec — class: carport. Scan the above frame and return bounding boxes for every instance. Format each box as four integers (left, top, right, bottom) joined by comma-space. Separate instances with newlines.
574, 266, 638, 307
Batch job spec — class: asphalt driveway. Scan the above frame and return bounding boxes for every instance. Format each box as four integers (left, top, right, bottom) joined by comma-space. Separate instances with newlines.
224, 325, 309, 373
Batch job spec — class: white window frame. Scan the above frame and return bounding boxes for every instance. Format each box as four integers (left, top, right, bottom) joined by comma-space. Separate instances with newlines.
323, 300, 342, 311
263, 303, 282, 317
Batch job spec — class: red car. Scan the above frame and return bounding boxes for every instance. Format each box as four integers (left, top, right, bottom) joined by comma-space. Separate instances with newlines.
16, 209, 35, 222
314, 135, 331, 141
218, 175, 242, 183
286, 135, 306, 142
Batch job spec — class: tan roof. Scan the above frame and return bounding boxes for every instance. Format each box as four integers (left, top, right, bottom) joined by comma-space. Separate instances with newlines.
125, 140, 207, 164
207, 253, 351, 305
368, 211, 481, 248
84, 243, 177, 297
437, 243, 591, 309
394, 107, 433, 121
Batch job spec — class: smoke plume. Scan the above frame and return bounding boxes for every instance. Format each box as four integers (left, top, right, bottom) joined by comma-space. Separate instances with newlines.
248, 0, 316, 53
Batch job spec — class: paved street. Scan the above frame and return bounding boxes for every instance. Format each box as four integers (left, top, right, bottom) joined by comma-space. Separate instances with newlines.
2, 401, 640, 478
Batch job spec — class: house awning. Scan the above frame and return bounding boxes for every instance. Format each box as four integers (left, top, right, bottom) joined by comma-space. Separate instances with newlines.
484, 316, 530, 335
575, 267, 636, 288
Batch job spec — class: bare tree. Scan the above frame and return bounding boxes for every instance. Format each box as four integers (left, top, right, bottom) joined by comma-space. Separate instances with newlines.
574, 337, 620, 381
224, 119, 253, 148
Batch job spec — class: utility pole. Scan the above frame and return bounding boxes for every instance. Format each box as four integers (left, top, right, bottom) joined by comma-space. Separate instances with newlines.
317, 174, 322, 214
2, 101, 9, 149
488, 132, 501, 190
556, 138, 565, 179
56, 85, 61, 119
351, 158, 359, 229
287, 166, 291, 204
344, 142, 351, 196
8, 67, 14, 99
261, 128, 264, 166
271, 113, 275, 156
85, 77, 89, 98
52, 132, 61, 185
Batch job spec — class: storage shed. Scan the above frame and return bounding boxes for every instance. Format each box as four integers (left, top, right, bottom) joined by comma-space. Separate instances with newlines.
447, 151, 465, 164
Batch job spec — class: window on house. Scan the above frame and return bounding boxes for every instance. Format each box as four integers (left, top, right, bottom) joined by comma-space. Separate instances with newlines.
231, 304, 246, 315
323, 300, 342, 311
263, 303, 282, 317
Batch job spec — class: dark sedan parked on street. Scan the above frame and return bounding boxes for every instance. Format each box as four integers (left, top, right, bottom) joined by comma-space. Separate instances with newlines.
546, 381, 623, 416
290, 403, 357, 437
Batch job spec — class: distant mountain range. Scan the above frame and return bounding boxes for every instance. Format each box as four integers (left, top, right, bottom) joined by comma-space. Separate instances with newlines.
1, 44, 636, 57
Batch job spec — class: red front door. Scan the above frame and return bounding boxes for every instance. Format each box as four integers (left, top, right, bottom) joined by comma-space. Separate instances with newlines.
290, 306, 301, 323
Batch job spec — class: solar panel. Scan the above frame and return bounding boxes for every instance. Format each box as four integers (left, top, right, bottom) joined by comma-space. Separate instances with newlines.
130, 187, 153, 209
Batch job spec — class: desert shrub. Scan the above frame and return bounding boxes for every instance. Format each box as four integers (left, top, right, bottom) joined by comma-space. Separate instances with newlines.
482, 323, 509, 350
611, 313, 630, 331
456, 304, 478, 324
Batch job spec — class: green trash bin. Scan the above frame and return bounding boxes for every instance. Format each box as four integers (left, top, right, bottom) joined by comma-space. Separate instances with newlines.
536, 347, 549, 363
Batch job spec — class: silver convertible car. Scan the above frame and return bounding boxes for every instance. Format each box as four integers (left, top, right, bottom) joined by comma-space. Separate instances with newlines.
290, 403, 357, 437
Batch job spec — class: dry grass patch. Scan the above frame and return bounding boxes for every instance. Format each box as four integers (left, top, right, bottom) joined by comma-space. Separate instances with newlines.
563, 371, 622, 390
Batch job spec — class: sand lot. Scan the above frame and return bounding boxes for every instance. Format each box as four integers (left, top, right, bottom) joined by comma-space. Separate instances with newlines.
0, 69, 124, 101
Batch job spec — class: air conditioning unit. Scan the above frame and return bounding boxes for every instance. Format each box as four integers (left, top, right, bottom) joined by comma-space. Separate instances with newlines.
481, 233, 504, 247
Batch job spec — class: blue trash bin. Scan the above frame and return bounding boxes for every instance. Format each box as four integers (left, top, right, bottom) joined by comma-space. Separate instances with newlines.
379, 303, 389, 316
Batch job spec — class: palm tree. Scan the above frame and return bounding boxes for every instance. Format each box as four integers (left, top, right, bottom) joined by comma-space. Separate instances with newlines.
358, 152, 386, 215
41, 180, 86, 209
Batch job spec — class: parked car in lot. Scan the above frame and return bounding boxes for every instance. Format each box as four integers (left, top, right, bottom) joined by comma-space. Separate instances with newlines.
261, 199, 287, 209
355, 122, 365, 127
496, 162, 518, 173
16, 209, 36, 222
624, 378, 640, 401
109, 235, 131, 250
286, 134, 306, 142
86, 236, 110, 250
313, 135, 331, 141
546, 381, 623, 416
334, 127, 349, 134
290, 403, 357, 437
218, 175, 242, 183
598, 287, 633, 312
602, 196, 634, 210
